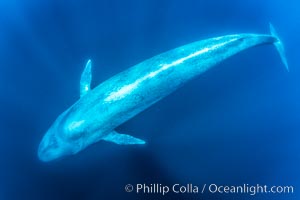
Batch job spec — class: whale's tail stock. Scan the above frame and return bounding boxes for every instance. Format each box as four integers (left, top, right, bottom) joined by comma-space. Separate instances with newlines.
269, 23, 289, 71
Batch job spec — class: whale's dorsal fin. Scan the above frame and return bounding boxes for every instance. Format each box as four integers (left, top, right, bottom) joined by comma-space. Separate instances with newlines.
80, 59, 92, 97
103, 131, 146, 145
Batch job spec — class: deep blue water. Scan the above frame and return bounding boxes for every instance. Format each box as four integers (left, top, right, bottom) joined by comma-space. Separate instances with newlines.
0, 0, 299, 199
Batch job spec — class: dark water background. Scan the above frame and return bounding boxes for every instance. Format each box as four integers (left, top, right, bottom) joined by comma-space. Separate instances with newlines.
0, 0, 299, 199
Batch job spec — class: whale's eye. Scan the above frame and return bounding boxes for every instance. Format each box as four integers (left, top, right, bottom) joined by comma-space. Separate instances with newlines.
237, 37, 245, 42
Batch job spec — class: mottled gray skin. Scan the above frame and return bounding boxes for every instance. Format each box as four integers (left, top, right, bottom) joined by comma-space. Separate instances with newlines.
38, 33, 278, 162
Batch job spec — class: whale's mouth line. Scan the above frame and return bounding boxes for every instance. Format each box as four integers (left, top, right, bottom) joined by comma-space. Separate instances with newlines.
38, 128, 62, 162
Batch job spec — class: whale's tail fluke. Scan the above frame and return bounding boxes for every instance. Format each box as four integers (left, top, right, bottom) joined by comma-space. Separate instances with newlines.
269, 23, 289, 71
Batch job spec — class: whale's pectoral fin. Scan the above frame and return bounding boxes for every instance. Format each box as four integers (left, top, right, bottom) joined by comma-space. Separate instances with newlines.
80, 59, 92, 97
102, 131, 146, 145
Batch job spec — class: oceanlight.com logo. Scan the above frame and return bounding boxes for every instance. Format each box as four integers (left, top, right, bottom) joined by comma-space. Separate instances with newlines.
124, 183, 294, 196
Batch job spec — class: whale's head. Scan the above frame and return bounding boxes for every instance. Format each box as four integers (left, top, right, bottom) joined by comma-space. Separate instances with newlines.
38, 127, 68, 162
38, 108, 84, 162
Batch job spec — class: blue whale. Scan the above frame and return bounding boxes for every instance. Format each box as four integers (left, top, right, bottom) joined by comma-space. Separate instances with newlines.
38, 24, 288, 162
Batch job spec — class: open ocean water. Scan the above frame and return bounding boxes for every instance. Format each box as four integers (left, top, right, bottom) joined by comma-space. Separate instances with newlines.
0, 0, 299, 200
